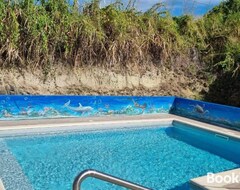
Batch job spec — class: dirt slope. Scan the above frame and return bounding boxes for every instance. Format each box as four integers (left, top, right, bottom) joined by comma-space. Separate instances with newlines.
0, 66, 208, 98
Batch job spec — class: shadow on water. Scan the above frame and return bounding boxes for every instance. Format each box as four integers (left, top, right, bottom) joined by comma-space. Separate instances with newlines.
170, 182, 189, 190
204, 72, 240, 107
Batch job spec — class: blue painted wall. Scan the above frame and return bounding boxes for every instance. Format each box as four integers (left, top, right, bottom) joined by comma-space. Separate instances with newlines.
0, 95, 174, 120
171, 97, 240, 130
0, 95, 239, 130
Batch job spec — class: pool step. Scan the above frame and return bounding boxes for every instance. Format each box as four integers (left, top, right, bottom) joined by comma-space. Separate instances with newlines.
190, 168, 240, 190
0, 140, 33, 190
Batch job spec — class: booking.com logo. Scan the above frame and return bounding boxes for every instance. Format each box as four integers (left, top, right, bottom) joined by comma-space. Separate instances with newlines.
207, 172, 240, 184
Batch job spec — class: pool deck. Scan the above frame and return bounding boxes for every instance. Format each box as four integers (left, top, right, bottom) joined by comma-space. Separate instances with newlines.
0, 114, 240, 190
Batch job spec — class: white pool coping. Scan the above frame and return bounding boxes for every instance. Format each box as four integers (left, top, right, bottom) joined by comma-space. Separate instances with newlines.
0, 114, 240, 190
0, 179, 5, 190
0, 114, 240, 139
190, 169, 240, 190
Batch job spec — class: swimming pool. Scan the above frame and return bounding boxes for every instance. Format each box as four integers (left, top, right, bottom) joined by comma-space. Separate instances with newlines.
0, 121, 239, 190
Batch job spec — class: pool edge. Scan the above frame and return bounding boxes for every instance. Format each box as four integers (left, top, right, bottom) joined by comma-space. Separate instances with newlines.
190, 168, 240, 190
0, 114, 239, 140
0, 179, 5, 190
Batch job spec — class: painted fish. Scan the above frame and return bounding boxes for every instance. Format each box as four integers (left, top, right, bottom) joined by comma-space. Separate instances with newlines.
195, 104, 209, 114
132, 99, 147, 109
64, 100, 93, 112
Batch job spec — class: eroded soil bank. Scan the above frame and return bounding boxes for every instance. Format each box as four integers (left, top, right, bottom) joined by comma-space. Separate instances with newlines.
0, 66, 208, 99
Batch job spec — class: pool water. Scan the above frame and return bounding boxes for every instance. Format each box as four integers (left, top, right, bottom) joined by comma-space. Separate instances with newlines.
3, 123, 240, 190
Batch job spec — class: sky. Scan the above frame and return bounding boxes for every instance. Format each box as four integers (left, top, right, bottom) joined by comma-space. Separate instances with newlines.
98, 0, 223, 16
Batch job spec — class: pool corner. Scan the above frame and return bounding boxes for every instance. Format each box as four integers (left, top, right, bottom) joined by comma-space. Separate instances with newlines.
0, 179, 5, 190
190, 169, 240, 190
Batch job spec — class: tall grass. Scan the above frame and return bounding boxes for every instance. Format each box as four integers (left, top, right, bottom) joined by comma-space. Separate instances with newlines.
0, 0, 239, 75
0, 0, 182, 68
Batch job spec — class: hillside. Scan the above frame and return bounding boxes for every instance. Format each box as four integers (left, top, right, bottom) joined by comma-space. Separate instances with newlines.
0, 0, 239, 106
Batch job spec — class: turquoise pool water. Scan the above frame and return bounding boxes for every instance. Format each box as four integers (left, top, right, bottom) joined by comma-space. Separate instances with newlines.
3, 123, 240, 190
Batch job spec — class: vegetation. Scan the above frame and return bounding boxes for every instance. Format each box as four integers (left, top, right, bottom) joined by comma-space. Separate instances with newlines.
203, 0, 240, 76
0, 0, 239, 76
0, 0, 239, 105
0, 0, 181, 69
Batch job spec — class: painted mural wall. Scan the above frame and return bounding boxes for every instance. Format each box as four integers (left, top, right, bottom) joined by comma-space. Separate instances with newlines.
0, 95, 174, 120
171, 97, 240, 130
0, 95, 239, 131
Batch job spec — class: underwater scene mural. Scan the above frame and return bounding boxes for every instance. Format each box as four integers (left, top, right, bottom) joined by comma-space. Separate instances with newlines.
0, 95, 239, 131
170, 97, 240, 130
0, 95, 174, 120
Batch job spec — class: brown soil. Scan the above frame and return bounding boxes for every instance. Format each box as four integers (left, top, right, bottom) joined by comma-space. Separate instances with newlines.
0, 65, 208, 98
